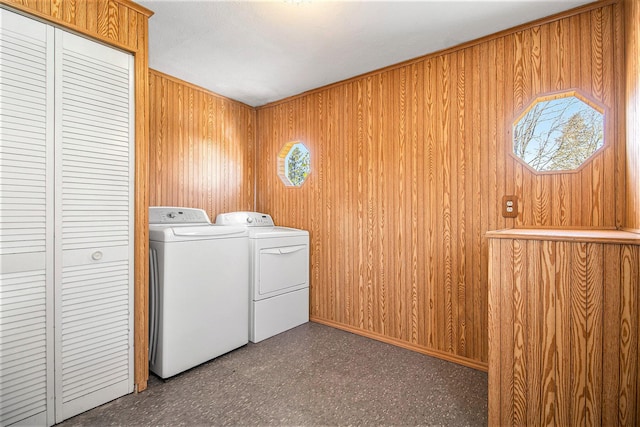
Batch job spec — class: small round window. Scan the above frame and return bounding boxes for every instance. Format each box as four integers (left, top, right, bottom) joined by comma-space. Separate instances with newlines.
513, 91, 604, 173
278, 141, 310, 187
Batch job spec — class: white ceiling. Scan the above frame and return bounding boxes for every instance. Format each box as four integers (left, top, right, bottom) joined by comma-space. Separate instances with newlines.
139, 0, 592, 107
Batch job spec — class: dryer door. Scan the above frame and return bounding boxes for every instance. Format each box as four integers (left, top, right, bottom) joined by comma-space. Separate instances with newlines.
255, 235, 309, 299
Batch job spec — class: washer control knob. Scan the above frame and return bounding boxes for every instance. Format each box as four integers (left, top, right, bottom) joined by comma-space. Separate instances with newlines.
91, 251, 103, 261
246, 217, 254, 223
167, 212, 176, 219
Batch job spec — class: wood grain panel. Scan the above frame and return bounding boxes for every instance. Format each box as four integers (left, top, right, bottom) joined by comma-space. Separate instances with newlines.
619, 244, 638, 425
487, 238, 502, 426
602, 244, 621, 426
570, 242, 588, 426
525, 240, 542, 426
500, 239, 515, 426
0, 0, 152, 392
255, 1, 624, 367
148, 70, 255, 220
133, 9, 150, 393
555, 240, 572, 426
585, 243, 603, 426
512, 239, 527, 425
539, 240, 556, 426
625, 0, 640, 231
488, 230, 640, 426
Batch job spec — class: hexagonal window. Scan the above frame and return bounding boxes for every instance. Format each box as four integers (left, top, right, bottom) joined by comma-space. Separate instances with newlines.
278, 141, 310, 187
513, 91, 604, 173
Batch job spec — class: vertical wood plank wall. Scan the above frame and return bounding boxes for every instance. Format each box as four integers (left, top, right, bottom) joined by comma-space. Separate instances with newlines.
625, 0, 640, 232
148, 70, 256, 220
0, 0, 153, 390
487, 232, 640, 426
255, 2, 624, 367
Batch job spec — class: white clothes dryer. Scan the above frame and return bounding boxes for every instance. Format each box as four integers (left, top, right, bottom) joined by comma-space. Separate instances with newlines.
215, 212, 309, 343
149, 207, 249, 378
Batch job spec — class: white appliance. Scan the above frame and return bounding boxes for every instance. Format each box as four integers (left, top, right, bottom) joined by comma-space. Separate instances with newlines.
215, 212, 310, 343
149, 207, 249, 378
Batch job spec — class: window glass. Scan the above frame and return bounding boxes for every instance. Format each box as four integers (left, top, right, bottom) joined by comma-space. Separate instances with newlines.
278, 142, 310, 187
513, 92, 604, 172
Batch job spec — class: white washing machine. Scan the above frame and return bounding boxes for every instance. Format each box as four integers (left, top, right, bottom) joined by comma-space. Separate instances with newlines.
149, 207, 249, 378
215, 212, 309, 343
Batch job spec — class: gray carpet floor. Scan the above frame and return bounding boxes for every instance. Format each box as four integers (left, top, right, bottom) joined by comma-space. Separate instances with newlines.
58, 322, 487, 426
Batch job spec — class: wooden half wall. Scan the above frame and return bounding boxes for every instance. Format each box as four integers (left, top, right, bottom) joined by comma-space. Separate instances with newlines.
487, 229, 640, 426
0, 0, 153, 391
148, 70, 256, 221
255, 1, 625, 368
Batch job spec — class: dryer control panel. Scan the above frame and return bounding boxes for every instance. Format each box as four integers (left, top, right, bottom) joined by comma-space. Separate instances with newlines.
149, 207, 211, 224
216, 211, 275, 227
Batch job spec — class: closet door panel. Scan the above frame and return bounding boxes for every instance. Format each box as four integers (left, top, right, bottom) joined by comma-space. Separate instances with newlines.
0, 8, 54, 427
54, 29, 134, 423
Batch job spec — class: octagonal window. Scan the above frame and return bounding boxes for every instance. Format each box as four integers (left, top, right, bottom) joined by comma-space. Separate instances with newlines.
278, 141, 310, 187
513, 91, 604, 172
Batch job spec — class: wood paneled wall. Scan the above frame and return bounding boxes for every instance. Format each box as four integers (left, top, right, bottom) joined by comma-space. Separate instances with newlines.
148, 70, 256, 220
487, 230, 640, 426
625, 0, 640, 232
0, 0, 153, 391
255, 1, 625, 368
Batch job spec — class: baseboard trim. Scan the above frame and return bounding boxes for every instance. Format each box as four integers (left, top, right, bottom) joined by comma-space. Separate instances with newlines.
309, 316, 488, 372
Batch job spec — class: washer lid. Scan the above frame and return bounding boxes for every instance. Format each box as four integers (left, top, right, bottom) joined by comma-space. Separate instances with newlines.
149, 224, 248, 242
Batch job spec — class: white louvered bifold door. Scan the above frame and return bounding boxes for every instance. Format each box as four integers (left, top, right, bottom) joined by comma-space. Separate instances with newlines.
53, 29, 134, 423
0, 9, 55, 427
